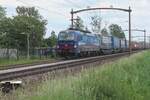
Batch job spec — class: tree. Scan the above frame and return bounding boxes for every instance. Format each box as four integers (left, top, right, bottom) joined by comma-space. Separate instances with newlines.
0, 7, 23, 50
49, 31, 57, 47
0, 6, 6, 20
16, 6, 41, 19
0, 17, 19, 59
90, 15, 102, 33
0, 18, 18, 48
0, 6, 47, 53
0, 6, 7, 47
109, 24, 125, 38
85, 27, 90, 32
14, 6, 47, 52
101, 28, 108, 36
0, 6, 48, 59
74, 16, 84, 30
42, 38, 50, 47
43, 31, 57, 47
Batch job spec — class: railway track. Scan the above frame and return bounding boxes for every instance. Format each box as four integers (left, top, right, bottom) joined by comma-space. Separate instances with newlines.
0, 58, 64, 70
0, 51, 141, 82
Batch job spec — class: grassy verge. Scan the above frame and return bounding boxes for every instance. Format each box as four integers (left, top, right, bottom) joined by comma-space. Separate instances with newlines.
0, 56, 55, 67
1, 51, 150, 100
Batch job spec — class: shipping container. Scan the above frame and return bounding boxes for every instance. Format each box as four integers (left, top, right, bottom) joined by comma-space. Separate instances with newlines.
101, 36, 112, 50
120, 39, 126, 49
111, 37, 120, 49
125, 40, 129, 49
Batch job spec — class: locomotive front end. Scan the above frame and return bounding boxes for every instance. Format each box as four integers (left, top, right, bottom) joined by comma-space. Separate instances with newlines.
57, 30, 78, 57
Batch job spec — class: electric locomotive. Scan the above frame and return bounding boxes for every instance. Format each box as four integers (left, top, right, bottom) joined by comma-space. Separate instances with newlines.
57, 28, 129, 58
57, 28, 101, 57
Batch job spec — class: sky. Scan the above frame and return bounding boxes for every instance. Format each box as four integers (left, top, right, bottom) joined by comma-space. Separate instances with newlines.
0, 0, 150, 42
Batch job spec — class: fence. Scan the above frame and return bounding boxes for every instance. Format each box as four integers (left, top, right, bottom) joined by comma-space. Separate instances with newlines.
0, 47, 57, 60
0, 49, 17, 59
34, 47, 56, 58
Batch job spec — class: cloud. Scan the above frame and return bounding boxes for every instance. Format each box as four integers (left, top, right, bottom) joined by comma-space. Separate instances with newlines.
0, 0, 22, 7
0, 0, 150, 38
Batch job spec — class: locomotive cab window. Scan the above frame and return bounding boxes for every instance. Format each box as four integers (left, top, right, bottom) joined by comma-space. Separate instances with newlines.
58, 32, 76, 41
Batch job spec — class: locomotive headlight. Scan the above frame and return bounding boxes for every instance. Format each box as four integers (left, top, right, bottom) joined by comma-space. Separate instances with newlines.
74, 44, 77, 48
57, 45, 59, 49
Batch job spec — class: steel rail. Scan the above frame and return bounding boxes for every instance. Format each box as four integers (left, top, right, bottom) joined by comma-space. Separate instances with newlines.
0, 58, 63, 70
0, 51, 140, 81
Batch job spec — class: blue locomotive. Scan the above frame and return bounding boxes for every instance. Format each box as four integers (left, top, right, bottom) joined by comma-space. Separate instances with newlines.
57, 28, 128, 58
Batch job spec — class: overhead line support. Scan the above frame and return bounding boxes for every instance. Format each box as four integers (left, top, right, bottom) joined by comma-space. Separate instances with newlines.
71, 7, 132, 54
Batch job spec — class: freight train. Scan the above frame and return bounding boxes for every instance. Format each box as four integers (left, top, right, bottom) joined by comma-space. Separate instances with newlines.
56, 28, 142, 58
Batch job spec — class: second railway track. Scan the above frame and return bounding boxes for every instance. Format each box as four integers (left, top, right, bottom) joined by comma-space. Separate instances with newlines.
0, 58, 64, 70
0, 51, 141, 81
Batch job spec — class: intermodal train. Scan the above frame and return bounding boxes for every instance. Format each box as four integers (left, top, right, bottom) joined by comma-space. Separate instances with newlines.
56, 28, 142, 58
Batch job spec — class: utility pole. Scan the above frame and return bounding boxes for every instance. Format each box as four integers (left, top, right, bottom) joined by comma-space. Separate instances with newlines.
129, 6, 132, 55
71, 9, 74, 28
21, 32, 30, 59
27, 33, 30, 59
123, 29, 147, 52
149, 36, 150, 49
144, 30, 146, 49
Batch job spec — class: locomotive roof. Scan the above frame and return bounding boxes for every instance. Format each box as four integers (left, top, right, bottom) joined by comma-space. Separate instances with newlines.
60, 28, 126, 40
68, 28, 91, 33
60, 28, 97, 37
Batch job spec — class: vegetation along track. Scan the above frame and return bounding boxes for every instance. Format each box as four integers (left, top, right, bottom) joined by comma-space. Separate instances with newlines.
0, 58, 64, 70
0, 51, 141, 81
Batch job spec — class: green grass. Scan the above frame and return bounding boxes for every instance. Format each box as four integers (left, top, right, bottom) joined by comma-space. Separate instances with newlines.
2, 51, 150, 100
0, 56, 55, 67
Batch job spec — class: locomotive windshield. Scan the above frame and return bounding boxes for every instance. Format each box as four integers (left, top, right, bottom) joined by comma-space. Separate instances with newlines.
58, 31, 76, 41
